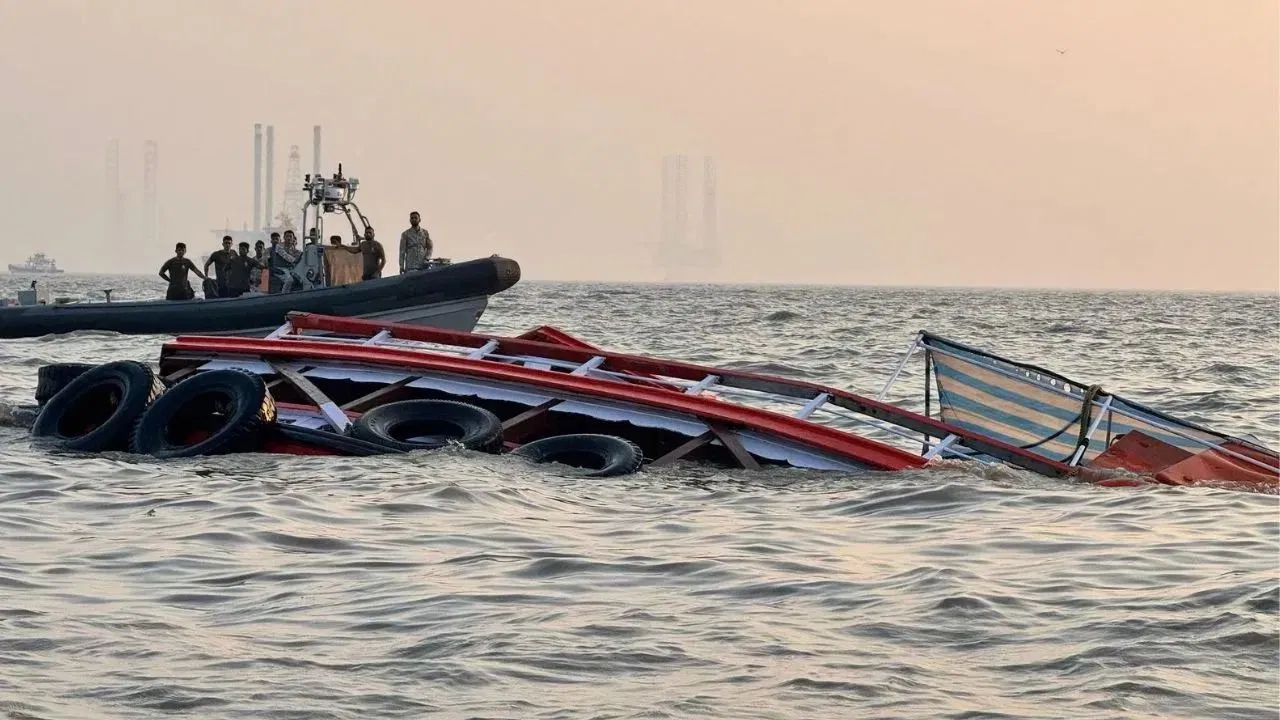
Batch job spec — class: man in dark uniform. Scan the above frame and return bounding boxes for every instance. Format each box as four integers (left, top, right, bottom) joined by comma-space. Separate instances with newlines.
266, 231, 283, 294
360, 227, 386, 280
223, 242, 264, 298
158, 243, 207, 301
203, 235, 235, 297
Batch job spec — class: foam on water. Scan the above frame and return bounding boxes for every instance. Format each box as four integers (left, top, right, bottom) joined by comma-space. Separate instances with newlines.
0, 276, 1276, 719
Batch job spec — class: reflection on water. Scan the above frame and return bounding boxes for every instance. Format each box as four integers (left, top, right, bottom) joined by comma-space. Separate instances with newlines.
0, 277, 1276, 719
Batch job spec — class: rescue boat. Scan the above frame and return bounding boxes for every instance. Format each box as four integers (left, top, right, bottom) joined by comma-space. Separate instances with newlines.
25, 312, 1278, 490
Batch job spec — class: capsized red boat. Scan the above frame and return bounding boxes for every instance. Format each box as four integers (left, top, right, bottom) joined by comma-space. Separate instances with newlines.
26, 312, 1278, 490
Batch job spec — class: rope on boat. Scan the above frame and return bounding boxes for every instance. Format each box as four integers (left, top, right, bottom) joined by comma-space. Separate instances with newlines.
1017, 383, 1104, 463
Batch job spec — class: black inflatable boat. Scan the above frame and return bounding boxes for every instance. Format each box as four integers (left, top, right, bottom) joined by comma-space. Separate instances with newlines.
0, 255, 521, 339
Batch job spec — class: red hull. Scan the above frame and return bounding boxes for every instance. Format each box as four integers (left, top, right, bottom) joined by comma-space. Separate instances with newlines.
165, 337, 927, 472
152, 312, 1277, 490
1081, 431, 1279, 490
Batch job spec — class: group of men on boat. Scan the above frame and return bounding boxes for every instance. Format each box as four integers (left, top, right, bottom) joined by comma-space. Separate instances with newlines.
158, 212, 434, 301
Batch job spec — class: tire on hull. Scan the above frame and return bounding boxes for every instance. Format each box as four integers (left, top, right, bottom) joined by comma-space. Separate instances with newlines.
512, 433, 644, 477
30, 361, 165, 453
351, 399, 504, 453
130, 369, 277, 459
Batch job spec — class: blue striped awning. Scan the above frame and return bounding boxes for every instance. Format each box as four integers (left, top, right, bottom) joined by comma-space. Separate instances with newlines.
920, 334, 1228, 464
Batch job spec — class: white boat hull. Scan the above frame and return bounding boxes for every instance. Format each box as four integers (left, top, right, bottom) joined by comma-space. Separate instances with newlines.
198, 295, 490, 337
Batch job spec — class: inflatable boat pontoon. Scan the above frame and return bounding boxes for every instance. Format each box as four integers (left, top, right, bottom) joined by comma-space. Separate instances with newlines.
0, 256, 521, 339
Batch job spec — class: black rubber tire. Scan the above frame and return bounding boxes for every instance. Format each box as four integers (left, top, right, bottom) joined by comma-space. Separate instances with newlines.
30, 360, 165, 453
272, 423, 400, 456
351, 399, 503, 453
512, 433, 644, 477
129, 368, 277, 459
35, 363, 98, 405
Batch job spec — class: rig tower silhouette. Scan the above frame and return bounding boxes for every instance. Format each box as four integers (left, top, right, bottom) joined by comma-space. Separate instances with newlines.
105, 139, 124, 248
657, 154, 721, 281
281, 145, 305, 229
142, 140, 158, 246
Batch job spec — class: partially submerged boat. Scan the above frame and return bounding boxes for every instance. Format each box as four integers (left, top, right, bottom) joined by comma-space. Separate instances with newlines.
0, 166, 521, 339
880, 332, 1278, 489
25, 312, 1278, 491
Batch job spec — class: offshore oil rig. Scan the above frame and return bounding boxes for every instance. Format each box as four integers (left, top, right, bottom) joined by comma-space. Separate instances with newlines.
207, 123, 325, 252
657, 154, 720, 282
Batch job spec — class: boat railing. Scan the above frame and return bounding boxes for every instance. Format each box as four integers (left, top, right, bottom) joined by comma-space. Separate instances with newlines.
877, 332, 1278, 475
266, 314, 1072, 479
266, 319, 1007, 465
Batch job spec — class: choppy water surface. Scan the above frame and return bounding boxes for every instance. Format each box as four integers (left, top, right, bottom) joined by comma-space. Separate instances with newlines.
0, 277, 1277, 719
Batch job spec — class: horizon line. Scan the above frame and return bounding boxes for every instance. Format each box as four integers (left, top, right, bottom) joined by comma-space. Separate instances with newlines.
22, 271, 1280, 296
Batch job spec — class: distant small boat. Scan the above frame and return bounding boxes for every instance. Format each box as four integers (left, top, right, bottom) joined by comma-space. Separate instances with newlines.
8, 253, 64, 274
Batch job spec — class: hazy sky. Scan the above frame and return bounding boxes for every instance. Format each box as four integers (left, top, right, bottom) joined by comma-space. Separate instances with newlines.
0, 0, 1276, 290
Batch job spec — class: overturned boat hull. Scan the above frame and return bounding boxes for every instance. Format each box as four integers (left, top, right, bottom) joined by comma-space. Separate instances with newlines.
0, 256, 521, 339
24, 311, 1276, 491
151, 313, 1097, 476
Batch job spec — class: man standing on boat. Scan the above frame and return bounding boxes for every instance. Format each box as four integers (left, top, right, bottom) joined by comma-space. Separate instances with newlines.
223, 242, 264, 298
203, 235, 235, 297
399, 211, 432, 273
358, 227, 386, 281
322, 227, 385, 283
158, 243, 207, 301
266, 232, 282, 294
273, 230, 303, 292
249, 239, 267, 292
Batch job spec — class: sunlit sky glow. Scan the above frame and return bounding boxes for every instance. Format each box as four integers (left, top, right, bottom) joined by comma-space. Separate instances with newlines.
0, 0, 1276, 291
